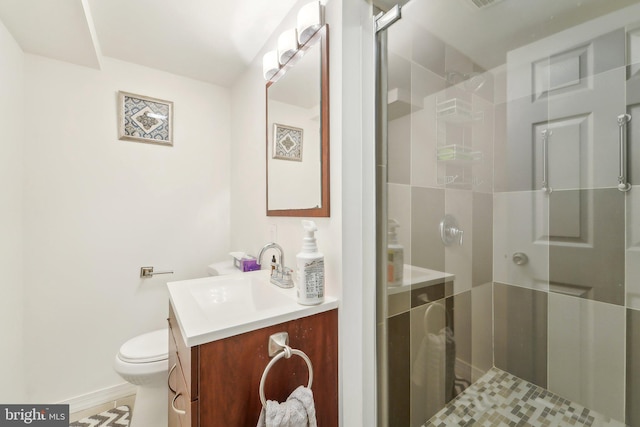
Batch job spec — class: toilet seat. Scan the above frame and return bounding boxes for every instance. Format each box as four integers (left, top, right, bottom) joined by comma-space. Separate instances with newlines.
118, 329, 168, 363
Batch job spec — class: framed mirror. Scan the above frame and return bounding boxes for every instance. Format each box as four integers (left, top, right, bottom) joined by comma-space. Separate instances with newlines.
266, 25, 329, 217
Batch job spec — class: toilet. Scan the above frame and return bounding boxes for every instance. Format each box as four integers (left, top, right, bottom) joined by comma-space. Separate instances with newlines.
114, 260, 236, 427
114, 329, 169, 427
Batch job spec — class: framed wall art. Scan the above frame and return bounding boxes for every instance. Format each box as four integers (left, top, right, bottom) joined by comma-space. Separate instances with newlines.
118, 91, 173, 146
273, 123, 303, 161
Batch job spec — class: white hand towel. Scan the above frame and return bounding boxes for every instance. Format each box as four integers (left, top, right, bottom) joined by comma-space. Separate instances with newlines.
411, 327, 456, 418
256, 386, 317, 427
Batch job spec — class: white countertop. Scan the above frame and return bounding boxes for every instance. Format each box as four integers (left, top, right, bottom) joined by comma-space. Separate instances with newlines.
168, 270, 339, 347
387, 264, 455, 295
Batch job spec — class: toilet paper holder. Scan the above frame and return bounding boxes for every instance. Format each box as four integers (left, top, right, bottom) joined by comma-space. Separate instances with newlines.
140, 266, 174, 278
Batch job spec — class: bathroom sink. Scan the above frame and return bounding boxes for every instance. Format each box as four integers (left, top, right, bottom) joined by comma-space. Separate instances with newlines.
188, 272, 294, 316
167, 270, 338, 346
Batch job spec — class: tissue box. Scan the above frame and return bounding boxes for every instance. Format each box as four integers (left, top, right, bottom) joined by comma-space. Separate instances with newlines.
229, 252, 260, 272
240, 258, 260, 272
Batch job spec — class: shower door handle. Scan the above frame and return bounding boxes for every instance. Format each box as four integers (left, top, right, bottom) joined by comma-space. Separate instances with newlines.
618, 113, 632, 192
541, 129, 552, 193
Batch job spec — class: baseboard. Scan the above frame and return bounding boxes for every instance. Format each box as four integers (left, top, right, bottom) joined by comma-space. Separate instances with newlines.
59, 383, 137, 413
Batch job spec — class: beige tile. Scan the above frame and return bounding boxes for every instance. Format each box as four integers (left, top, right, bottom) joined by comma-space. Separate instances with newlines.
627, 308, 640, 426
470, 94, 494, 194
411, 187, 445, 272
493, 191, 549, 291
388, 115, 411, 185
627, 185, 640, 310
445, 189, 472, 294
471, 283, 493, 381
472, 192, 492, 288
493, 283, 547, 388
493, 102, 509, 193
548, 188, 625, 305
410, 68, 444, 189
387, 183, 411, 265
452, 292, 472, 377
548, 293, 625, 421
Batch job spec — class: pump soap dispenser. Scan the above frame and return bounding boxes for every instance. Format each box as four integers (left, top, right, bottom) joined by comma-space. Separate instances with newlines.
296, 220, 325, 305
388, 219, 404, 286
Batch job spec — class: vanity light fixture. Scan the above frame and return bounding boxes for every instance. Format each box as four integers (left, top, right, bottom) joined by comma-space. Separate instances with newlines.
263, 50, 280, 81
262, 0, 324, 81
278, 28, 299, 65
297, 1, 322, 45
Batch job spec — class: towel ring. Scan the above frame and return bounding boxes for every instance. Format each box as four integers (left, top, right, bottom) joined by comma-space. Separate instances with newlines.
259, 346, 314, 407
423, 302, 449, 335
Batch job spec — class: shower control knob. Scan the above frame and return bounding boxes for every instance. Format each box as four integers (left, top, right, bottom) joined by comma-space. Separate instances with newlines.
512, 252, 529, 266
440, 214, 464, 246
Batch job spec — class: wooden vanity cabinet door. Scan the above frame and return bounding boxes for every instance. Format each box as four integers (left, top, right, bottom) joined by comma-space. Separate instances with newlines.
198, 309, 339, 427
169, 306, 199, 398
173, 358, 195, 427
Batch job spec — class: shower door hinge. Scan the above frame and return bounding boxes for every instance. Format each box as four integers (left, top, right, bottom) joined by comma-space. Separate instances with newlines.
375, 4, 401, 33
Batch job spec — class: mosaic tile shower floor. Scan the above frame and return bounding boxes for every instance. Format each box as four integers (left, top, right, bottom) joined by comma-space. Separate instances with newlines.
424, 368, 626, 427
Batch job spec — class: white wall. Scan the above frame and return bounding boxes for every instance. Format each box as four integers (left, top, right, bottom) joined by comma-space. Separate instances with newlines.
22, 56, 231, 403
0, 18, 25, 403
339, 1, 377, 425
230, 0, 341, 301
230, 1, 376, 426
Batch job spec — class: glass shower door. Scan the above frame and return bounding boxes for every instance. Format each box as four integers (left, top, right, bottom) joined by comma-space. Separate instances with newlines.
375, 1, 640, 425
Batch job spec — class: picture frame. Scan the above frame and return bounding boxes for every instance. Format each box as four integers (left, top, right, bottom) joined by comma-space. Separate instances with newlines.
272, 123, 303, 161
118, 91, 173, 146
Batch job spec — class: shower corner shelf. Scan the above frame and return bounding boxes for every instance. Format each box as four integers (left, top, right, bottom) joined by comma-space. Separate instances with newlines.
436, 98, 483, 124
437, 176, 484, 188
437, 144, 483, 162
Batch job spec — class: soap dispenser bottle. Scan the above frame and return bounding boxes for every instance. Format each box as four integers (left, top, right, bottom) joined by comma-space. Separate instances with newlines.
387, 219, 404, 287
296, 220, 325, 305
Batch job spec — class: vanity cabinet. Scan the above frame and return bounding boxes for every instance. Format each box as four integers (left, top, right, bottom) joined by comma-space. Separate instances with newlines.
168, 305, 198, 427
168, 305, 338, 427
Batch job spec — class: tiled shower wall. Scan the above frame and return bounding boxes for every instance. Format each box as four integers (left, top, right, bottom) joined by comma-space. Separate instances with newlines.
384, 11, 640, 427
385, 18, 495, 426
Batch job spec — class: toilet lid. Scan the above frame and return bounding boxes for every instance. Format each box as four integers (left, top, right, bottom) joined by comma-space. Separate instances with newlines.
118, 329, 168, 363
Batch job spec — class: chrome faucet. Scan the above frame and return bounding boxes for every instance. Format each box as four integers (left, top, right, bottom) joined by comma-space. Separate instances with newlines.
258, 242, 285, 271
257, 242, 294, 288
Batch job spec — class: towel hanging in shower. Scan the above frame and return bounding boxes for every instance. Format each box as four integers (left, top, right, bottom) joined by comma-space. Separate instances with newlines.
411, 326, 456, 417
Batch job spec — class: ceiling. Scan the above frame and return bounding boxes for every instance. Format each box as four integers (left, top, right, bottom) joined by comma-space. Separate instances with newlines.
4, 0, 639, 90
0, 0, 299, 87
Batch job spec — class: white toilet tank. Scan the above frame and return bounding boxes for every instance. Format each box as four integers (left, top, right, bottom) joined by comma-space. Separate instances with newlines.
207, 260, 238, 276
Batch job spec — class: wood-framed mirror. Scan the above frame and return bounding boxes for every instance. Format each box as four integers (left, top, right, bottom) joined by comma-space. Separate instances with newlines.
266, 25, 329, 217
